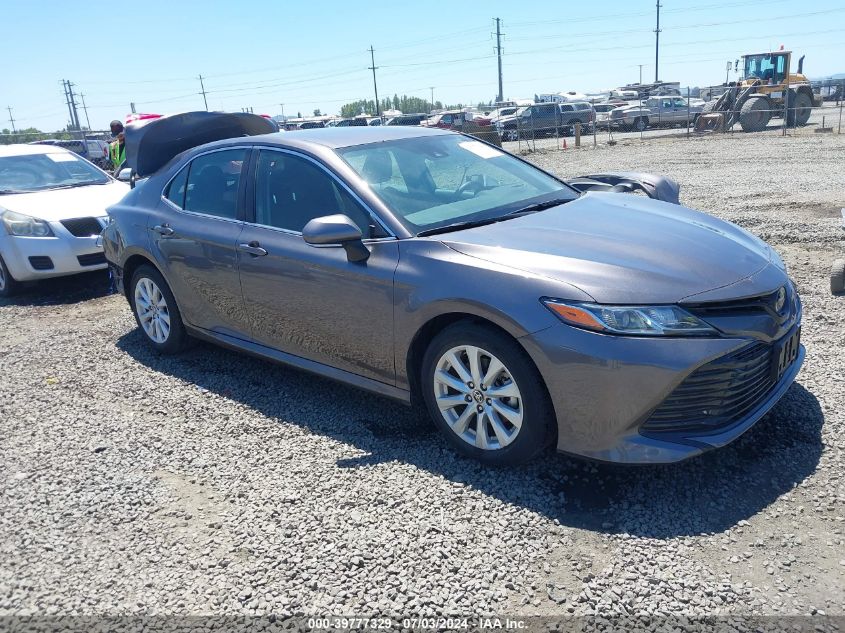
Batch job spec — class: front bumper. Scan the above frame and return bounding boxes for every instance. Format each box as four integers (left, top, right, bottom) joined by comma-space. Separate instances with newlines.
520, 323, 804, 464
1, 230, 106, 282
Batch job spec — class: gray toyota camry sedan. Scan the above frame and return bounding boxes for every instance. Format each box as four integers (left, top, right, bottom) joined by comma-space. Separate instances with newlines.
103, 113, 804, 465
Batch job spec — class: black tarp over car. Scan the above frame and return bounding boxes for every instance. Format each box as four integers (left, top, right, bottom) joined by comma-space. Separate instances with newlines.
125, 111, 278, 178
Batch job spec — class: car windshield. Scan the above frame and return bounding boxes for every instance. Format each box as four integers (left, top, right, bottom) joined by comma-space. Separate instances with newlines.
337, 134, 577, 235
0, 152, 110, 193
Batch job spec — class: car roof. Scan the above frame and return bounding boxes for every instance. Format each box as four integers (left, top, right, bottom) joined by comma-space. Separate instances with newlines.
222, 125, 455, 151
0, 144, 71, 157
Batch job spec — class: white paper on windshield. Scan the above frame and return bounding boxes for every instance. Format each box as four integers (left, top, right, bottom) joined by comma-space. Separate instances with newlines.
46, 153, 78, 162
458, 141, 503, 159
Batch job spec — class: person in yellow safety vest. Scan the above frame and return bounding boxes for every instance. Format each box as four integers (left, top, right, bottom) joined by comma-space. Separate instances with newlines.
108, 120, 126, 173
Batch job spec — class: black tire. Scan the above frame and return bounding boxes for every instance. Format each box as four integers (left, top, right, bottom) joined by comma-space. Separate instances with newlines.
569, 119, 582, 135
832, 259, 845, 295
787, 91, 813, 127
129, 264, 190, 354
503, 128, 519, 142
629, 116, 648, 132
0, 253, 20, 298
420, 322, 554, 466
739, 96, 771, 132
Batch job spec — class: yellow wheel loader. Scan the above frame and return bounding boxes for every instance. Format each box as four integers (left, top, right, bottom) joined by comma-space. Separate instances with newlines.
696, 51, 820, 133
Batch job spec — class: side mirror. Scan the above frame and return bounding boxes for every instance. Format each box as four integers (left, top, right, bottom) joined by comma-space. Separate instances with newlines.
302, 214, 370, 262
117, 167, 132, 183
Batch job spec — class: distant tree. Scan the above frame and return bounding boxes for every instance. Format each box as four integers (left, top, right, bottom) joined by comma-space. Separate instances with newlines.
0, 126, 44, 145
297, 111, 302, 118
313, 108, 322, 116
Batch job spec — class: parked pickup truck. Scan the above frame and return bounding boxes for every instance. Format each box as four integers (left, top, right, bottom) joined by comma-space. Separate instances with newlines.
496, 102, 594, 141
606, 97, 703, 131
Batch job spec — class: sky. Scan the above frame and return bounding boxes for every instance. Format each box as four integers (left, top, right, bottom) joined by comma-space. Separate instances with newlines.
2, 0, 844, 132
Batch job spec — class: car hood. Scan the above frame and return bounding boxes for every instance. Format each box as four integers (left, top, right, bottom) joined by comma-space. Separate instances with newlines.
440, 192, 774, 304
0, 181, 129, 222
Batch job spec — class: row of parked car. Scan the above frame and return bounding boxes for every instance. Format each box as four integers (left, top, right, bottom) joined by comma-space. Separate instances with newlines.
284, 96, 706, 141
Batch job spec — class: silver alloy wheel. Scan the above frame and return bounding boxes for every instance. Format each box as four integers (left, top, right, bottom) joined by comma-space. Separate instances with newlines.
505, 129, 519, 142
134, 277, 171, 344
433, 345, 524, 450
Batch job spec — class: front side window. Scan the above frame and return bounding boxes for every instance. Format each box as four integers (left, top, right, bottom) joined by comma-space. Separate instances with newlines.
183, 149, 246, 219
338, 134, 576, 235
0, 151, 109, 194
254, 151, 375, 236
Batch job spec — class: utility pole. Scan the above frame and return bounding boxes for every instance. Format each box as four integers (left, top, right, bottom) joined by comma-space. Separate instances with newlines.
429, 87, 435, 113
638, 64, 644, 84
62, 80, 74, 129
80, 94, 91, 130
6, 106, 16, 134
654, 1, 662, 83
65, 80, 81, 131
494, 18, 504, 103
279, 103, 285, 119
368, 46, 380, 118
198, 75, 209, 111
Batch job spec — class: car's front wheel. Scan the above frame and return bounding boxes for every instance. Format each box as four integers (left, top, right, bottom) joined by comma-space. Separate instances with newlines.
0, 254, 20, 298
503, 128, 519, 142
421, 323, 552, 465
129, 265, 190, 353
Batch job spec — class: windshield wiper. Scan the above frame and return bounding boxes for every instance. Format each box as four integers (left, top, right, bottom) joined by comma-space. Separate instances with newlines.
506, 197, 573, 215
416, 198, 574, 237
51, 181, 109, 189
417, 217, 505, 237
0, 189, 30, 195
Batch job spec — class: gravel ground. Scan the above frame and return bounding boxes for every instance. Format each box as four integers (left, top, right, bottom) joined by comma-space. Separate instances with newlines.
1, 131, 844, 624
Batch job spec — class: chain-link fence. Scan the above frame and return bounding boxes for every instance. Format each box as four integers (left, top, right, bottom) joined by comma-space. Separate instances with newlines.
0, 129, 115, 169
500, 81, 845, 152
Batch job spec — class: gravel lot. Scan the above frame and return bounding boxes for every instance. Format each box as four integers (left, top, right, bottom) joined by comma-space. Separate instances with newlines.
1, 131, 844, 623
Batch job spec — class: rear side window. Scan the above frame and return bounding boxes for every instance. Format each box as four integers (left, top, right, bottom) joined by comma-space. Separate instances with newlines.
183, 149, 247, 219
165, 165, 189, 208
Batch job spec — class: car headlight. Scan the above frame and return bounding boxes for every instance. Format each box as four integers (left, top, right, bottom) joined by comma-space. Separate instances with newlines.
1, 210, 55, 237
542, 299, 716, 336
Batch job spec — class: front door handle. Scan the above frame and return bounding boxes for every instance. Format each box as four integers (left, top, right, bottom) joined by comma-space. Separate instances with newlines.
153, 224, 174, 236
238, 241, 268, 257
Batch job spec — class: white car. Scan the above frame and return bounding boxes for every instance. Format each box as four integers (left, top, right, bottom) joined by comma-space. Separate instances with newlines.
0, 144, 129, 296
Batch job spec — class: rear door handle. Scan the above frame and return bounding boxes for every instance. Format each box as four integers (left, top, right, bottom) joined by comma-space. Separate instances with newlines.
238, 241, 268, 257
153, 224, 174, 236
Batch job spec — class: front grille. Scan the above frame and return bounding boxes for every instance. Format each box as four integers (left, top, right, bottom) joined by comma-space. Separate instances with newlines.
61, 217, 103, 237
77, 252, 106, 267
28, 256, 54, 270
642, 342, 776, 434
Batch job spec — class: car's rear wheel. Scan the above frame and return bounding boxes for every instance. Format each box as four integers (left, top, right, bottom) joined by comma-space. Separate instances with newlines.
503, 128, 519, 142
129, 265, 190, 353
421, 323, 552, 465
0, 254, 20, 298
